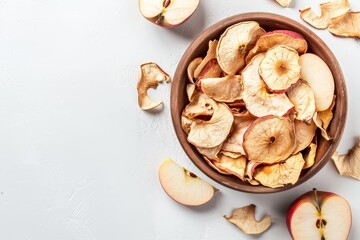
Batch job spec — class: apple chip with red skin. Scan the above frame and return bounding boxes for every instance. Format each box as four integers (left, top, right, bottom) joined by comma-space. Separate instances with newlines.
293, 119, 317, 154
300, 0, 350, 29
328, 11, 360, 39
197, 59, 223, 80
246, 30, 307, 63
224, 204, 272, 235
259, 45, 301, 93
287, 80, 316, 122
254, 153, 305, 188
137, 62, 171, 110
200, 75, 243, 103
217, 21, 265, 75
313, 98, 335, 140
242, 54, 294, 117
243, 115, 295, 164
194, 40, 218, 78
332, 137, 360, 180
187, 57, 202, 83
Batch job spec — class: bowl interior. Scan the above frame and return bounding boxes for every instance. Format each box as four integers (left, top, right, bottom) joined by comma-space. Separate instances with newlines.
171, 13, 347, 193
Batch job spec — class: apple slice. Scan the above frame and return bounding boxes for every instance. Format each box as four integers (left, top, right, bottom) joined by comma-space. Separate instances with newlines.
139, 0, 200, 28
299, 53, 335, 111
158, 159, 217, 206
287, 189, 352, 240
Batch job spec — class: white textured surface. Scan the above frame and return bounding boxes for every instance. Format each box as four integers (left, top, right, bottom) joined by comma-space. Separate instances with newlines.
0, 0, 359, 239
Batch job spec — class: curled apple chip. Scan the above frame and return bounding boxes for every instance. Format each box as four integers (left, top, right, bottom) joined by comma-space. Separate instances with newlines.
303, 143, 317, 169
293, 119, 317, 154
186, 83, 197, 102
259, 45, 301, 93
287, 81, 316, 122
254, 153, 305, 188
313, 99, 335, 140
197, 144, 223, 162
212, 155, 247, 181
220, 150, 243, 159
187, 57, 202, 83
246, 30, 308, 63
300, 0, 350, 29
245, 160, 262, 180
243, 116, 295, 164
194, 40, 218, 78
328, 11, 360, 39
137, 62, 171, 110
242, 54, 294, 117
275, 0, 291, 7
224, 204, 272, 235
217, 21, 265, 75
182, 92, 215, 120
198, 59, 223, 80
332, 138, 360, 180
200, 75, 243, 102
204, 156, 232, 175
187, 101, 234, 148
181, 115, 192, 135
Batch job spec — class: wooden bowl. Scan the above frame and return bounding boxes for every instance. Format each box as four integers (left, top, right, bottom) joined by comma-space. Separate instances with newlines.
170, 13, 347, 193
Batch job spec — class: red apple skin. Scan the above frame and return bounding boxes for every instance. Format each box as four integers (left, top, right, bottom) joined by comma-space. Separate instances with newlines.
286, 190, 352, 240
262, 30, 305, 39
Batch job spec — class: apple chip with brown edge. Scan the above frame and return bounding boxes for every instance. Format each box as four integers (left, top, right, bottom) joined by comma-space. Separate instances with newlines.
243, 115, 295, 164
217, 21, 265, 75
259, 45, 301, 93
200, 75, 243, 102
303, 142, 317, 169
182, 92, 215, 120
254, 153, 305, 188
187, 57, 202, 83
313, 97, 335, 140
293, 119, 317, 154
242, 54, 294, 117
137, 62, 171, 110
204, 156, 231, 175
222, 110, 256, 156
197, 59, 223, 80
300, 0, 350, 29
194, 40, 218, 79
287, 80, 316, 122
332, 137, 360, 180
212, 154, 247, 181
224, 204, 272, 235
187, 100, 234, 148
246, 30, 308, 63
328, 11, 360, 39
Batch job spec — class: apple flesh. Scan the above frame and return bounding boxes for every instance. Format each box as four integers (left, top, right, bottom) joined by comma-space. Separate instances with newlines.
299, 53, 335, 111
287, 189, 352, 240
139, 0, 200, 28
158, 159, 216, 206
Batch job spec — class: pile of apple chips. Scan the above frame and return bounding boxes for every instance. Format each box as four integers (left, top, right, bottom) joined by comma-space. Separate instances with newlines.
182, 21, 336, 188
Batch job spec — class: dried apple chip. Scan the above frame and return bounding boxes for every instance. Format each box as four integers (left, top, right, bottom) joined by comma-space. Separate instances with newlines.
224, 204, 272, 235
197, 144, 223, 162
217, 21, 265, 75
204, 156, 231, 175
287, 81, 316, 122
220, 150, 243, 159
313, 99, 335, 140
187, 57, 202, 83
254, 153, 305, 188
187, 101, 234, 148
181, 115, 192, 135
303, 143, 317, 169
200, 75, 243, 102
246, 30, 308, 63
332, 138, 360, 180
275, 0, 291, 7
293, 119, 317, 154
300, 0, 350, 29
243, 116, 295, 164
194, 40, 218, 78
182, 92, 215, 120
137, 62, 171, 110
212, 154, 247, 181
186, 83, 197, 102
197, 59, 223, 80
259, 45, 301, 93
328, 11, 360, 39
242, 54, 294, 117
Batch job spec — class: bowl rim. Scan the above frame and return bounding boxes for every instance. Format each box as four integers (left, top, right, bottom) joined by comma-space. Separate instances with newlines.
170, 12, 348, 193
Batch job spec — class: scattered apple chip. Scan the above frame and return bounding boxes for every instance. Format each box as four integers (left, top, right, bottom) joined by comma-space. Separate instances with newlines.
293, 119, 317, 154
224, 204, 272, 235
182, 92, 215, 120
246, 30, 308, 63
212, 154, 247, 181
259, 45, 301, 93
332, 138, 360, 180
254, 153, 305, 188
300, 0, 350, 29
137, 62, 171, 110
198, 59, 223, 80
187, 57, 202, 83
242, 54, 294, 117
200, 75, 243, 102
243, 116, 295, 164
303, 143, 317, 169
217, 21, 265, 75
328, 11, 360, 39
187, 101, 234, 148
194, 40, 218, 78
275, 0, 291, 7
287, 81, 316, 122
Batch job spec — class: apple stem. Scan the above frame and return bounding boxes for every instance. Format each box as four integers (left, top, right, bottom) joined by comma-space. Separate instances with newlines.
163, 0, 171, 8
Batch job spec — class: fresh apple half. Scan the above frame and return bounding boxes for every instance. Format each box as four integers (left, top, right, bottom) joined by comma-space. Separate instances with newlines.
139, 0, 200, 28
287, 189, 352, 240
158, 159, 217, 206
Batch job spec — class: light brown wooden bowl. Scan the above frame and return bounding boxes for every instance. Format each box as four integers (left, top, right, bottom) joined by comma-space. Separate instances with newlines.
171, 13, 347, 193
